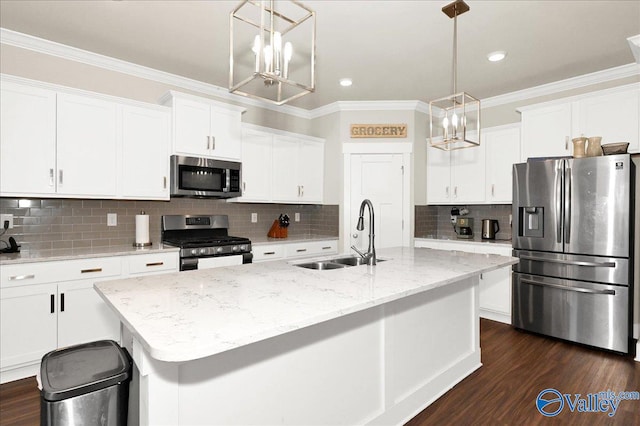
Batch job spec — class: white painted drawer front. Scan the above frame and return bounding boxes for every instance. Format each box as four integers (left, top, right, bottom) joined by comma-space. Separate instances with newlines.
129, 252, 178, 275
1, 262, 67, 288
285, 240, 338, 258
252, 244, 285, 262
61, 257, 122, 281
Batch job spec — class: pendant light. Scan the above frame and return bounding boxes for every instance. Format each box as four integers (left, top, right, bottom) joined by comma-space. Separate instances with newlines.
229, 0, 316, 106
429, 0, 480, 150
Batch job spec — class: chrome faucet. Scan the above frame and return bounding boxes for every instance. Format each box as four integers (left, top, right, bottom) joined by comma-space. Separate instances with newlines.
351, 199, 376, 265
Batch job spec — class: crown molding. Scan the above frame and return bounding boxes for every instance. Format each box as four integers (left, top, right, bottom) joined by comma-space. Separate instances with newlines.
2, 27, 638, 121
0, 27, 312, 120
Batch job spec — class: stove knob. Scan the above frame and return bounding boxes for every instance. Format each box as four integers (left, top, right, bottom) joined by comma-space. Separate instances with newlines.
232, 245, 239, 252
239, 244, 247, 251
199, 248, 207, 255
191, 249, 198, 256
216, 247, 224, 254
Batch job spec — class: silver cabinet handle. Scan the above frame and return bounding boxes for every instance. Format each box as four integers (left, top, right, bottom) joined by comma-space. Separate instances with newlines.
163, 176, 167, 189
491, 184, 495, 197
565, 136, 569, 150
59, 169, 63, 185
300, 185, 304, 197
322, 246, 332, 250
454, 186, 458, 198
445, 186, 449, 197
263, 251, 276, 255
81, 268, 103, 274
296, 248, 307, 253
146, 262, 164, 267
211, 136, 215, 150
49, 168, 54, 186
521, 278, 615, 295
10, 274, 35, 281
206, 136, 210, 150
518, 255, 616, 268
243, 182, 246, 191
297, 186, 301, 197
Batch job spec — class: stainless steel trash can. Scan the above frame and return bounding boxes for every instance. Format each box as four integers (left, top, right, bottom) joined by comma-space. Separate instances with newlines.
40, 340, 131, 426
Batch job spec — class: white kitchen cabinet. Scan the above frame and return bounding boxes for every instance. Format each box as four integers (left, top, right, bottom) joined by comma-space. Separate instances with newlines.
239, 128, 274, 202
236, 124, 325, 204
484, 126, 520, 203
161, 91, 245, 161
127, 252, 179, 276
0, 82, 57, 196
0, 283, 58, 375
519, 84, 640, 159
573, 88, 640, 153
253, 239, 338, 263
121, 104, 171, 199
57, 93, 118, 197
426, 143, 486, 204
0, 77, 172, 200
414, 239, 512, 324
520, 102, 572, 160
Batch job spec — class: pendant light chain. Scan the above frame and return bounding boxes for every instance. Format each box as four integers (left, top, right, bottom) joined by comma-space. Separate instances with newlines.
452, 10, 457, 95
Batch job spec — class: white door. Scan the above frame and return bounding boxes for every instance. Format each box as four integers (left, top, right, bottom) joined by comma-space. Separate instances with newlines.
298, 141, 324, 203
239, 129, 273, 201
349, 154, 404, 252
121, 105, 170, 199
485, 127, 520, 203
426, 145, 451, 204
271, 136, 300, 202
208, 105, 242, 160
451, 143, 486, 203
56, 93, 118, 197
173, 97, 211, 157
0, 82, 57, 195
520, 103, 572, 160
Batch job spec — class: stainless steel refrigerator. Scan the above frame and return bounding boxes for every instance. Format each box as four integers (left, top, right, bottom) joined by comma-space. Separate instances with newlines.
512, 154, 635, 353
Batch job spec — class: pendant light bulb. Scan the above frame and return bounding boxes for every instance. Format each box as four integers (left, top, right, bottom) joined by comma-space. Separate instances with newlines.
451, 112, 459, 128
283, 42, 293, 79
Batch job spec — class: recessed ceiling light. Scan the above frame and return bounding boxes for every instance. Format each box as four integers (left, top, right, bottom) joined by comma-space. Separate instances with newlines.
339, 78, 353, 87
487, 51, 507, 62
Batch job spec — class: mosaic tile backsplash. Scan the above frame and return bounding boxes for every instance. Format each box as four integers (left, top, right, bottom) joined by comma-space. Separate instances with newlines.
415, 204, 513, 242
0, 198, 339, 251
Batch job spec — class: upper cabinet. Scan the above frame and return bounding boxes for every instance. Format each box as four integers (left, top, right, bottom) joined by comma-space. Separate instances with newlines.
0, 76, 171, 200
519, 84, 640, 160
236, 124, 324, 204
160, 91, 245, 161
1, 82, 57, 195
484, 126, 520, 203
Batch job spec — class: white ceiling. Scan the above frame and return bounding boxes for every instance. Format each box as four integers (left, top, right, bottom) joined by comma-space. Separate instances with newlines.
1, 0, 639, 110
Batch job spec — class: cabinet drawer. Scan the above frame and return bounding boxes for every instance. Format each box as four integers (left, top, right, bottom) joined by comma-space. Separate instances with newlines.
61, 257, 122, 281
128, 252, 178, 275
1, 262, 66, 288
252, 244, 284, 262
285, 240, 338, 258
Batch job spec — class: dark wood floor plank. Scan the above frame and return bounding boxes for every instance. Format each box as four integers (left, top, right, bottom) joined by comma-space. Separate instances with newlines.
1, 320, 638, 425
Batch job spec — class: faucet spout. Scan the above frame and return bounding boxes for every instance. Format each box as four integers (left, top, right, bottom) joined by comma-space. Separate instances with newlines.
354, 199, 376, 265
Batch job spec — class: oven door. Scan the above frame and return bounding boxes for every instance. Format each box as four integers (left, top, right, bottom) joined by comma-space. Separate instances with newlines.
180, 255, 245, 271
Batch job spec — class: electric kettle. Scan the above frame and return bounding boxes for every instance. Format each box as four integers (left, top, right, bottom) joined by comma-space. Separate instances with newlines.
481, 219, 500, 240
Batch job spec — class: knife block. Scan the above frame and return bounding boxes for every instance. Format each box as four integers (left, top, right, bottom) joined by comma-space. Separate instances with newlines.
267, 220, 288, 238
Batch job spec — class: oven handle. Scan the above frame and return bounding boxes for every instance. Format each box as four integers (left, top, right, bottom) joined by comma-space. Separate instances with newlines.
520, 278, 616, 295
180, 257, 198, 271
519, 255, 616, 268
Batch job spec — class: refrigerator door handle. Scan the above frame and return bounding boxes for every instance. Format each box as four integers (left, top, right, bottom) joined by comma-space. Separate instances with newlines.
518, 255, 616, 268
520, 278, 616, 296
555, 162, 563, 243
564, 166, 572, 244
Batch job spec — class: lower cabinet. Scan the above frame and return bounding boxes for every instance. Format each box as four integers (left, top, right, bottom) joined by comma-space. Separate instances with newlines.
253, 239, 338, 263
414, 239, 512, 324
0, 251, 178, 384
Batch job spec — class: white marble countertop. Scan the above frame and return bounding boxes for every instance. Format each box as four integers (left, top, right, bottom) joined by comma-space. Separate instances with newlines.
415, 237, 512, 248
0, 244, 180, 265
250, 235, 338, 246
95, 247, 518, 363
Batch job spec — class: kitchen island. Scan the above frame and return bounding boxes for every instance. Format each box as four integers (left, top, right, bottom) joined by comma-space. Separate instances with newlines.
95, 247, 517, 425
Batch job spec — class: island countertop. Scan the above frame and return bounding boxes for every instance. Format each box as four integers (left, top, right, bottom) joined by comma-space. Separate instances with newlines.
95, 247, 518, 363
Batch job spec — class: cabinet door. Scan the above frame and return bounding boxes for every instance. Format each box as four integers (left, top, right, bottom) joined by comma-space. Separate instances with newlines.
479, 268, 511, 321
271, 136, 301, 201
0, 283, 58, 368
298, 141, 324, 203
452, 142, 485, 203
485, 127, 520, 203
239, 130, 273, 201
209, 106, 242, 160
121, 105, 170, 199
426, 145, 451, 204
575, 89, 640, 153
57, 93, 118, 197
173, 97, 211, 157
521, 103, 572, 160
57, 280, 120, 348
0, 82, 57, 195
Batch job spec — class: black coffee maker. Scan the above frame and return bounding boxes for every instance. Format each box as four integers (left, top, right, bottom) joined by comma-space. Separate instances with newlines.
456, 217, 473, 239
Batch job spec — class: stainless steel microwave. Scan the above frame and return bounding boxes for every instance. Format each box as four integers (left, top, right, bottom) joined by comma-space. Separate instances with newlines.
170, 155, 241, 198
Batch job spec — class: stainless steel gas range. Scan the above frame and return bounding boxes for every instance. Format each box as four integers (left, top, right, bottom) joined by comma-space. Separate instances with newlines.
161, 215, 252, 271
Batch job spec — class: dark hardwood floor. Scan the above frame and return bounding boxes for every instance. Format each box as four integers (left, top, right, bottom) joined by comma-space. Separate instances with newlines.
1, 320, 638, 425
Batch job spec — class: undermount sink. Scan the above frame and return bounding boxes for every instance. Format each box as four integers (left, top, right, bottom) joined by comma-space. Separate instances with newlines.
295, 256, 386, 270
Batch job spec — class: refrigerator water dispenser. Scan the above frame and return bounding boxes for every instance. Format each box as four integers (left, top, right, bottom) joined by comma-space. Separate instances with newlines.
520, 207, 543, 238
